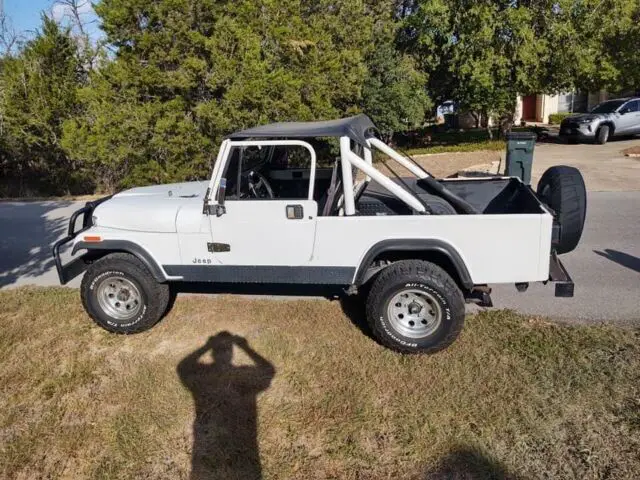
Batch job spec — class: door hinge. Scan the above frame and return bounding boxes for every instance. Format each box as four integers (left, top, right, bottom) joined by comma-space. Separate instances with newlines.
207, 242, 230, 253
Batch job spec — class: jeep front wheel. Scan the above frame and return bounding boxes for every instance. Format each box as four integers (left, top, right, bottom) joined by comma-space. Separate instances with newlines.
365, 260, 465, 354
81, 253, 170, 334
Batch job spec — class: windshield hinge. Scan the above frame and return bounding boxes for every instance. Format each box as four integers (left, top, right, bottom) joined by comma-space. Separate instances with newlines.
202, 187, 211, 215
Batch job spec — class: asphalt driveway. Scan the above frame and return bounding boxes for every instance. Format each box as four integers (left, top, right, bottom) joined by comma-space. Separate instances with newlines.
531, 136, 640, 191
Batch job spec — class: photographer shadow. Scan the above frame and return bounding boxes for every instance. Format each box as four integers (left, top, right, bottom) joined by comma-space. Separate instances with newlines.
177, 332, 275, 480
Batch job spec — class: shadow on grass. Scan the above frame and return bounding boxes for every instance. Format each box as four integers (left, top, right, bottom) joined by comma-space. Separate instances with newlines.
594, 249, 640, 274
421, 445, 525, 480
177, 332, 275, 480
339, 292, 376, 341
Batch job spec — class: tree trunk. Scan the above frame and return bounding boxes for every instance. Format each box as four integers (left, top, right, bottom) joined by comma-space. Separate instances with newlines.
483, 111, 493, 140
500, 112, 514, 138
470, 111, 480, 129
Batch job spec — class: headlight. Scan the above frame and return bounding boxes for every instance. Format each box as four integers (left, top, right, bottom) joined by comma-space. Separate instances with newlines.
575, 118, 593, 124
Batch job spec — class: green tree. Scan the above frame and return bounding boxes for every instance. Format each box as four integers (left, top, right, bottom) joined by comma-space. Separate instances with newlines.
404, 0, 587, 135
64, 0, 399, 190
362, 34, 430, 142
569, 0, 640, 94
0, 17, 86, 196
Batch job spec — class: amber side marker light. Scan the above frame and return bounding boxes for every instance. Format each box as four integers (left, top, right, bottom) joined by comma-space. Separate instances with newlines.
83, 236, 102, 242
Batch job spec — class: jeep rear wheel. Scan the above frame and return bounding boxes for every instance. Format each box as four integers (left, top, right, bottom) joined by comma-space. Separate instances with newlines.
81, 253, 170, 334
365, 260, 465, 354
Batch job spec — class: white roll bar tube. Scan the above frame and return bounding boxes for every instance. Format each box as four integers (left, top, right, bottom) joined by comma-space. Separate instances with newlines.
363, 146, 373, 182
339, 137, 356, 215
340, 136, 426, 215
367, 137, 430, 179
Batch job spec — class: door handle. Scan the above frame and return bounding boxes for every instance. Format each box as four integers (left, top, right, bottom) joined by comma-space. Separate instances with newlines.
286, 204, 304, 219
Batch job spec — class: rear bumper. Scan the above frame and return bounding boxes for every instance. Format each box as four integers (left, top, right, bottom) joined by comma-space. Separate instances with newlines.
549, 252, 574, 297
51, 196, 112, 284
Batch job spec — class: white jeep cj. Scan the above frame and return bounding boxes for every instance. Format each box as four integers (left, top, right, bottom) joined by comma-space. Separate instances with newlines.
53, 115, 586, 353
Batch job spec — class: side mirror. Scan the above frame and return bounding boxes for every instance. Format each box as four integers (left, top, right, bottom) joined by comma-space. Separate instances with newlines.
215, 178, 227, 216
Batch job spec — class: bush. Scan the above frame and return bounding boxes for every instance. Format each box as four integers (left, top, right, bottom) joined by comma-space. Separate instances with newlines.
548, 112, 574, 124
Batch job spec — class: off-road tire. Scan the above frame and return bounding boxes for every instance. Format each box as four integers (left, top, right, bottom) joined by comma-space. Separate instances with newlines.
365, 260, 465, 354
596, 125, 610, 144
537, 166, 587, 254
81, 252, 170, 334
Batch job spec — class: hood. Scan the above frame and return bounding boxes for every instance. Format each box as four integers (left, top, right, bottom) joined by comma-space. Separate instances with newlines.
114, 180, 209, 199
93, 181, 209, 233
561, 113, 612, 124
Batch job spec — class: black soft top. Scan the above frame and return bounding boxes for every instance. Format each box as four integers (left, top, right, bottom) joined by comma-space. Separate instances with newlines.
226, 114, 377, 146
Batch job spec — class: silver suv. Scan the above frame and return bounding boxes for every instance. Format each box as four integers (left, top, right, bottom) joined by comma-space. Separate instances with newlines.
559, 97, 640, 144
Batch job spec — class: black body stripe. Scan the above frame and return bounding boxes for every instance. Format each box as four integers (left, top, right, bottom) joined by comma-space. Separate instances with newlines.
163, 265, 355, 285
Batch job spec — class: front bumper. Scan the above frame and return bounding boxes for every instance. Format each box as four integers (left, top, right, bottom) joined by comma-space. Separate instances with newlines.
559, 122, 596, 140
51, 196, 112, 284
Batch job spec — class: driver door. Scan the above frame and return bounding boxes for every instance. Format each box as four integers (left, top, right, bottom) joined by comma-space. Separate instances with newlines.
209, 142, 318, 267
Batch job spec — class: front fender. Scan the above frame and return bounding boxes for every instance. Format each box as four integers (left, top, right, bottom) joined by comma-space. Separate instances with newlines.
72, 239, 168, 283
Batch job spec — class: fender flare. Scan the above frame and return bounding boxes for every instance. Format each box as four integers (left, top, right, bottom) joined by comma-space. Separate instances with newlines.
354, 239, 474, 289
598, 121, 615, 135
72, 240, 168, 283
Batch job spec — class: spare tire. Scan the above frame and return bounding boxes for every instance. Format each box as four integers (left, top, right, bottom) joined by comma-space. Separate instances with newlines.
537, 166, 586, 254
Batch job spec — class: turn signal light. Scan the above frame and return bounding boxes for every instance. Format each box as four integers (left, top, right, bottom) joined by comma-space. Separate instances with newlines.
83, 235, 102, 242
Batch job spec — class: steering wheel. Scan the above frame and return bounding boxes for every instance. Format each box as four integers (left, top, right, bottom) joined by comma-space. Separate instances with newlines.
246, 170, 274, 199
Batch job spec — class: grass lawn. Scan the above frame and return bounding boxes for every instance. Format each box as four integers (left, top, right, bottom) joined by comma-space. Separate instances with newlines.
399, 128, 510, 156
1, 287, 639, 479
399, 126, 539, 156
404, 140, 505, 156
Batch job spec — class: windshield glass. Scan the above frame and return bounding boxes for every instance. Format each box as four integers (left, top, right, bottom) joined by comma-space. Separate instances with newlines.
591, 99, 626, 113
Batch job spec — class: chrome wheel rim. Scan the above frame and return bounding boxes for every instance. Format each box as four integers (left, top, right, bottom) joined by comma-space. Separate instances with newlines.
386, 289, 442, 338
96, 276, 142, 321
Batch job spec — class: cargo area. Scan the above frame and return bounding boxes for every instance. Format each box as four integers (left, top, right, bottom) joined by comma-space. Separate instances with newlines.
358, 177, 545, 216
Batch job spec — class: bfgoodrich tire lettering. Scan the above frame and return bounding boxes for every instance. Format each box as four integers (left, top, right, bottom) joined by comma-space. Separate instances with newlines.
81, 252, 170, 334
365, 260, 465, 354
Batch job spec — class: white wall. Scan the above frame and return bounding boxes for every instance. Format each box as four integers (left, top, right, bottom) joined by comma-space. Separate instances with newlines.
540, 94, 559, 123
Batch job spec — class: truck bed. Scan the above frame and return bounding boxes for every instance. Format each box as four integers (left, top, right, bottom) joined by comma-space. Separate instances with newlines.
358, 177, 544, 216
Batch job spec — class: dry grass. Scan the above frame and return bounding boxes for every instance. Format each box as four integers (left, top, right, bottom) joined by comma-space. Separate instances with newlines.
375, 150, 502, 179
622, 146, 640, 158
1, 288, 639, 480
